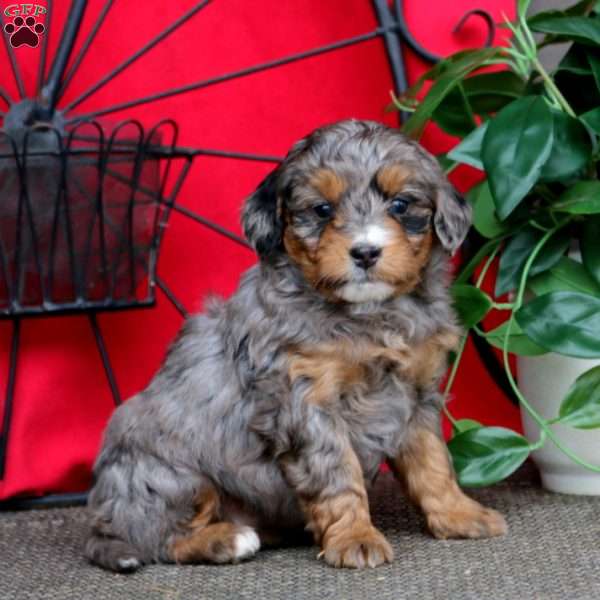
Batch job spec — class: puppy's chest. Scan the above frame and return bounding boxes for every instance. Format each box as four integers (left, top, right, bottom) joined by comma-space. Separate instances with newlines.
286, 328, 458, 406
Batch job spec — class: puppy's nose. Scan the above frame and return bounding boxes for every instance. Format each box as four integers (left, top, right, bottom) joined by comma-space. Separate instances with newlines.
349, 245, 382, 269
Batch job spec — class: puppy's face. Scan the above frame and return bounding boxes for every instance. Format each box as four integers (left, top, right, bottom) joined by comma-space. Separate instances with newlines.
243, 120, 471, 303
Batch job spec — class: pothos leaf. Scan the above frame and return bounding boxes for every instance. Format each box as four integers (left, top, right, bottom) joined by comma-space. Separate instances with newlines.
448, 426, 531, 487
557, 365, 600, 429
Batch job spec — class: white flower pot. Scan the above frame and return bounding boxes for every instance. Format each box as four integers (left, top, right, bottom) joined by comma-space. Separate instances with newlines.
518, 353, 600, 495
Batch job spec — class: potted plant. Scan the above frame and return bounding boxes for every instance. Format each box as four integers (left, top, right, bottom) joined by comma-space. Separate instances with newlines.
394, 0, 600, 493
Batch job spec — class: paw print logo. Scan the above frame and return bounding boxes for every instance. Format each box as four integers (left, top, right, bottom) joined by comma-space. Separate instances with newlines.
4, 15, 45, 48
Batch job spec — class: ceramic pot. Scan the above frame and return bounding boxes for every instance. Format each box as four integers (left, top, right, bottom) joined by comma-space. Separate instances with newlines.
518, 353, 600, 495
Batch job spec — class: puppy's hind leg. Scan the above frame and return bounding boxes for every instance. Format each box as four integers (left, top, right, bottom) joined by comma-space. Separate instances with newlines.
85, 532, 144, 573
167, 487, 260, 565
169, 523, 261, 565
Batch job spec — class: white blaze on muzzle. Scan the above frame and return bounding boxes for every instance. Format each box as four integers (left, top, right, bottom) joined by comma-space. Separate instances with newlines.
352, 224, 392, 249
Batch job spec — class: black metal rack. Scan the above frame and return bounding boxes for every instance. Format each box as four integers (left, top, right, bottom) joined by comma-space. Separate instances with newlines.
0, 0, 495, 509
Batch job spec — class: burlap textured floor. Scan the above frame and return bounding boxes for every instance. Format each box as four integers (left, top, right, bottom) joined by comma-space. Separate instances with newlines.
1, 464, 599, 600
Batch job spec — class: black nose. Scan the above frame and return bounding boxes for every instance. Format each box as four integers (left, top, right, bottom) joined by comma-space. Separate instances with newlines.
349, 245, 382, 269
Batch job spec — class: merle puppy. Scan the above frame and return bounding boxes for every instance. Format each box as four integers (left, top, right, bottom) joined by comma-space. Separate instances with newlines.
85, 119, 506, 573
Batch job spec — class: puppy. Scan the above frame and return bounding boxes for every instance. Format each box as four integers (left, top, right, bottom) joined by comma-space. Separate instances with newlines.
84, 120, 506, 573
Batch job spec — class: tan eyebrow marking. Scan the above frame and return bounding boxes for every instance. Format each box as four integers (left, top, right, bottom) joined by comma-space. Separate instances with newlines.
376, 164, 412, 196
309, 168, 347, 204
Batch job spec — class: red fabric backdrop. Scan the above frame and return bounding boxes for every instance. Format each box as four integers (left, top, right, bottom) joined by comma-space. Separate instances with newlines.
0, 0, 518, 500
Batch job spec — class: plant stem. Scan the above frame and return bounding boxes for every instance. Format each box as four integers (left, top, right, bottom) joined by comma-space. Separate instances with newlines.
443, 405, 458, 427
443, 333, 468, 403
493, 302, 514, 310
528, 428, 547, 451
476, 243, 501, 287
456, 238, 503, 285
529, 220, 551, 233
532, 56, 576, 118
444, 162, 458, 176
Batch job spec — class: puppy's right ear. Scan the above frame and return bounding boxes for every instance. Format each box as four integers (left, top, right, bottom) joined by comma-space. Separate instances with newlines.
242, 168, 283, 259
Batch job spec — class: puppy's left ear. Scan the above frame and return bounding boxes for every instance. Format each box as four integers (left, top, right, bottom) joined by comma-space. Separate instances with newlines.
242, 169, 283, 259
433, 184, 472, 254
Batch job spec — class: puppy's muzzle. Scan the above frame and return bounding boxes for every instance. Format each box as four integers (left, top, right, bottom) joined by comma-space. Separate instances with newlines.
349, 244, 382, 270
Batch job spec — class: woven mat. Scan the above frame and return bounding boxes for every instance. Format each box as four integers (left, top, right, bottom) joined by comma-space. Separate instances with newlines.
1, 464, 599, 600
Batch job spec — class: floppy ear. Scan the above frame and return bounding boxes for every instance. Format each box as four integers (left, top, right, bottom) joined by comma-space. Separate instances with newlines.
433, 184, 472, 254
242, 168, 283, 259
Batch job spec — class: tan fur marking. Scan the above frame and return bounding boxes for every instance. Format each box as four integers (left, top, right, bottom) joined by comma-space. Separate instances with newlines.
170, 522, 250, 564
287, 339, 410, 405
398, 329, 460, 388
310, 168, 346, 204
376, 164, 411, 197
169, 489, 261, 564
287, 330, 459, 403
314, 225, 353, 288
283, 228, 316, 276
283, 223, 353, 301
187, 487, 220, 531
391, 429, 507, 539
287, 350, 365, 405
284, 211, 432, 302
301, 447, 393, 568
375, 218, 433, 296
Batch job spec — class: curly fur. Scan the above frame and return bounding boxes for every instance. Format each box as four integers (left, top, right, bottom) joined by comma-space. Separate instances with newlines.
84, 120, 505, 573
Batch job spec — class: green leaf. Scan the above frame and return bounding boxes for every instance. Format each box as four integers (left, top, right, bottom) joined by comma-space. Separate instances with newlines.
495, 229, 537, 296
470, 180, 507, 239
539, 110, 591, 182
554, 181, 600, 214
516, 291, 600, 358
484, 320, 547, 356
495, 228, 569, 296
452, 419, 483, 435
462, 71, 526, 115
447, 121, 488, 170
528, 256, 600, 296
482, 97, 554, 220
581, 216, 600, 287
556, 366, 600, 429
448, 426, 531, 487
580, 107, 600, 133
518, 0, 532, 19
451, 284, 493, 328
557, 365, 600, 429
436, 153, 457, 174
527, 230, 570, 275
530, 16, 600, 46
402, 48, 502, 139
432, 84, 477, 137
529, 1, 599, 26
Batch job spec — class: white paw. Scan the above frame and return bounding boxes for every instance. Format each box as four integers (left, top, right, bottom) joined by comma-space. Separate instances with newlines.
116, 557, 141, 571
233, 527, 260, 560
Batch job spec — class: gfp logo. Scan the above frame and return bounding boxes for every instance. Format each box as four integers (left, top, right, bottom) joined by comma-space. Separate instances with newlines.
3, 4, 47, 48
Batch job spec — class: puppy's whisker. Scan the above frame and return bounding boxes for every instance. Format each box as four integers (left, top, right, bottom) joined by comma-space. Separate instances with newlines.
315, 274, 347, 290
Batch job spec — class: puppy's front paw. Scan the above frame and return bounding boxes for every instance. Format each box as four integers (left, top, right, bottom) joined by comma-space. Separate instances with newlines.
427, 501, 507, 540
321, 525, 393, 568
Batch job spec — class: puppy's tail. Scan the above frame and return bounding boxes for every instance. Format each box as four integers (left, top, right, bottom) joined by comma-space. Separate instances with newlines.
84, 530, 144, 573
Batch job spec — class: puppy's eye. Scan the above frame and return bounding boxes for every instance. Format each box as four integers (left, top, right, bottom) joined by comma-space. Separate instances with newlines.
313, 203, 333, 219
389, 196, 410, 215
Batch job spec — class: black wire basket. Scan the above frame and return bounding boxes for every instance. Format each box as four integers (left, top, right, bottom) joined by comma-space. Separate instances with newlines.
0, 118, 192, 317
